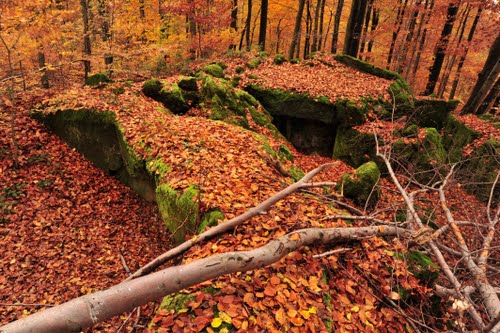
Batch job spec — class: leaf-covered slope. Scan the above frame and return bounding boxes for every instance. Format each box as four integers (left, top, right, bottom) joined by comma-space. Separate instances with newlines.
24, 84, 430, 332
0, 107, 171, 331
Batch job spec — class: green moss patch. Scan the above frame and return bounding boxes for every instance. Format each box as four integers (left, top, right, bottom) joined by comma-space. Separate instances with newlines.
85, 72, 112, 87
278, 144, 294, 161
156, 184, 199, 244
201, 64, 225, 78
142, 80, 190, 114
412, 98, 458, 129
334, 54, 401, 81
395, 251, 439, 285
333, 127, 376, 167
197, 209, 224, 233
443, 115, 481, 162
273, 54, 287, 65
336, 161, 380, 205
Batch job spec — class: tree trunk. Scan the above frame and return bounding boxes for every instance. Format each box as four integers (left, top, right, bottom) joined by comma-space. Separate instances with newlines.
423, 1, 460, 96
317, 0, 326, 51
437, 3, 470, 98
37, 52, 50, 89
139, 0, 145, 19
258, 0, 268, 50
0, 226, 409, 333
394, 0, 422, 73
462, 33, 500, 114
365, 7, 379, 61
330, 0, 344, 53
387, 0, 408, 69
80, 0, 92, 81
408, 0, 433, 85
449, 6, 482, 99
404, 0, 429, 80
289, 0, 306, 59
97, 0, 113, 74
245, 0, 252, 51
311, 0, 322, 52
303, 0, 312, 58
343, 0, 368, 58
477, 77, 500, 115
231, 0, 238, 30
359, 0, 373, 57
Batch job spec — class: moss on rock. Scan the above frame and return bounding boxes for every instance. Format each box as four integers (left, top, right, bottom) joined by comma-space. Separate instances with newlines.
336, 161, 380, 205
335, 99, 368, 127
333, 127, 376, 167
158, 293, 195, 312
197, 209, 224, 233
85, 72, 112, 87
246, 58, 261, 69
178, 76, 199, 91
395, 251, 439, 285
334, 54, 401, 80
245, 85, 336, 124
156, 184, 199, 244
273, 54, 287, 65
278, 144, 294, 161
142, 80, 190, 114
443, 115, 481, 162
201, 64, 225, 78
412, 98, 458, 129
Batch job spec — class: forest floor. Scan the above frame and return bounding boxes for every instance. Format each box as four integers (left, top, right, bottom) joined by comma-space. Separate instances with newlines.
1, 56, 498, 332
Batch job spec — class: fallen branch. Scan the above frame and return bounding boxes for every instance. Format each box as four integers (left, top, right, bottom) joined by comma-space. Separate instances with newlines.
0, 225, 410, 333
127, 163, 336, 280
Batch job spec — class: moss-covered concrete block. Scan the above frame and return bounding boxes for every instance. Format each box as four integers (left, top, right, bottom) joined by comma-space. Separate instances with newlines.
201, 64, 225, 78
85, 72, 112, 87
393, 128, 446, 183
336, 161, 380, 205
333, 127, 376, 167
334, 54, 401, 80
142, 80, 190, 114
156, 184, 199, 244
461, 140, 500, 203
335, 99, 368, 127
245, 85, 336, 124
178, 76, 199, 91
412, 98, 458, 129
442, 115, 481, 162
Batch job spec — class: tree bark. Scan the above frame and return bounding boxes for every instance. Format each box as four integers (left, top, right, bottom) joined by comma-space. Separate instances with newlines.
477, 77, 499, 115
230, 0, 238, 30
449, 6, 482, 99
387, 0, 408, 69
289, 0, 306, 59
317, 0, 326, 51
343, 0, 368, 58
461, 33, 500, 114
423, 0, 460, 96
404, 0, 429, 80
359, 0, 373, 57
258, 0, 268, 50
245, 0, 252, 51
394, 0, 422, 73
330, 0, 344, 54
38, 51, 50, 89
303, 0, 312, 58
80, 0, 92, 80
408, 0, 433, 85
365, 7, 379, 61
437, 3, 470, 98
0, 226, 409, 333
311, 0, 322, 52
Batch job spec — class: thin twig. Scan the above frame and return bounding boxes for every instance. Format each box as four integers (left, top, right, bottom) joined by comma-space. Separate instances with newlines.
313, 247, 351, 258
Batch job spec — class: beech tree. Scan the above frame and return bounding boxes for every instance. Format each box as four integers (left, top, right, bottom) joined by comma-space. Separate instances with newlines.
258, 0, 268, 50
330, 0, 344, 53
423, 0, 460, 96
343, 0, 368, 57
460, 32, 500, 114
289, 0, 306, 59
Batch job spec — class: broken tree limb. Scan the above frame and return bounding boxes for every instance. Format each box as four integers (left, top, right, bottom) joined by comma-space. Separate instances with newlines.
375, 137, 486, 330
127, 163, 336, 280
0, 225, 410, 333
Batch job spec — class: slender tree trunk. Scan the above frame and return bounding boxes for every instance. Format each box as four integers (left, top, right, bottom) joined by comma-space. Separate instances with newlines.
462, 33, 500, 114
139, 0, 145, 19
304, 0, 312, 58
409, 0, 433, 85
318, 0, 326, 51
311, 0, 322, 52
450, 6, 482, 99
38, 52, 50, 89
387, 0, 408, 69
80, 0, 92, 80
365, 8, 379, 61
394, 0, 422, 73
343, 0, 368, 57
359, 0, 373, 57
97, 0, 113, 74
245, 0, 252, 51
437, 3, 470, 98
331, 0, 344, 53
231, 0, 238, 30
323, 8, 334, 50
289, 0, 306, 59
423, 1, 460, 96
258, 0, 268, 50
477, 77, 500, 115
404, 0, 429, 80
